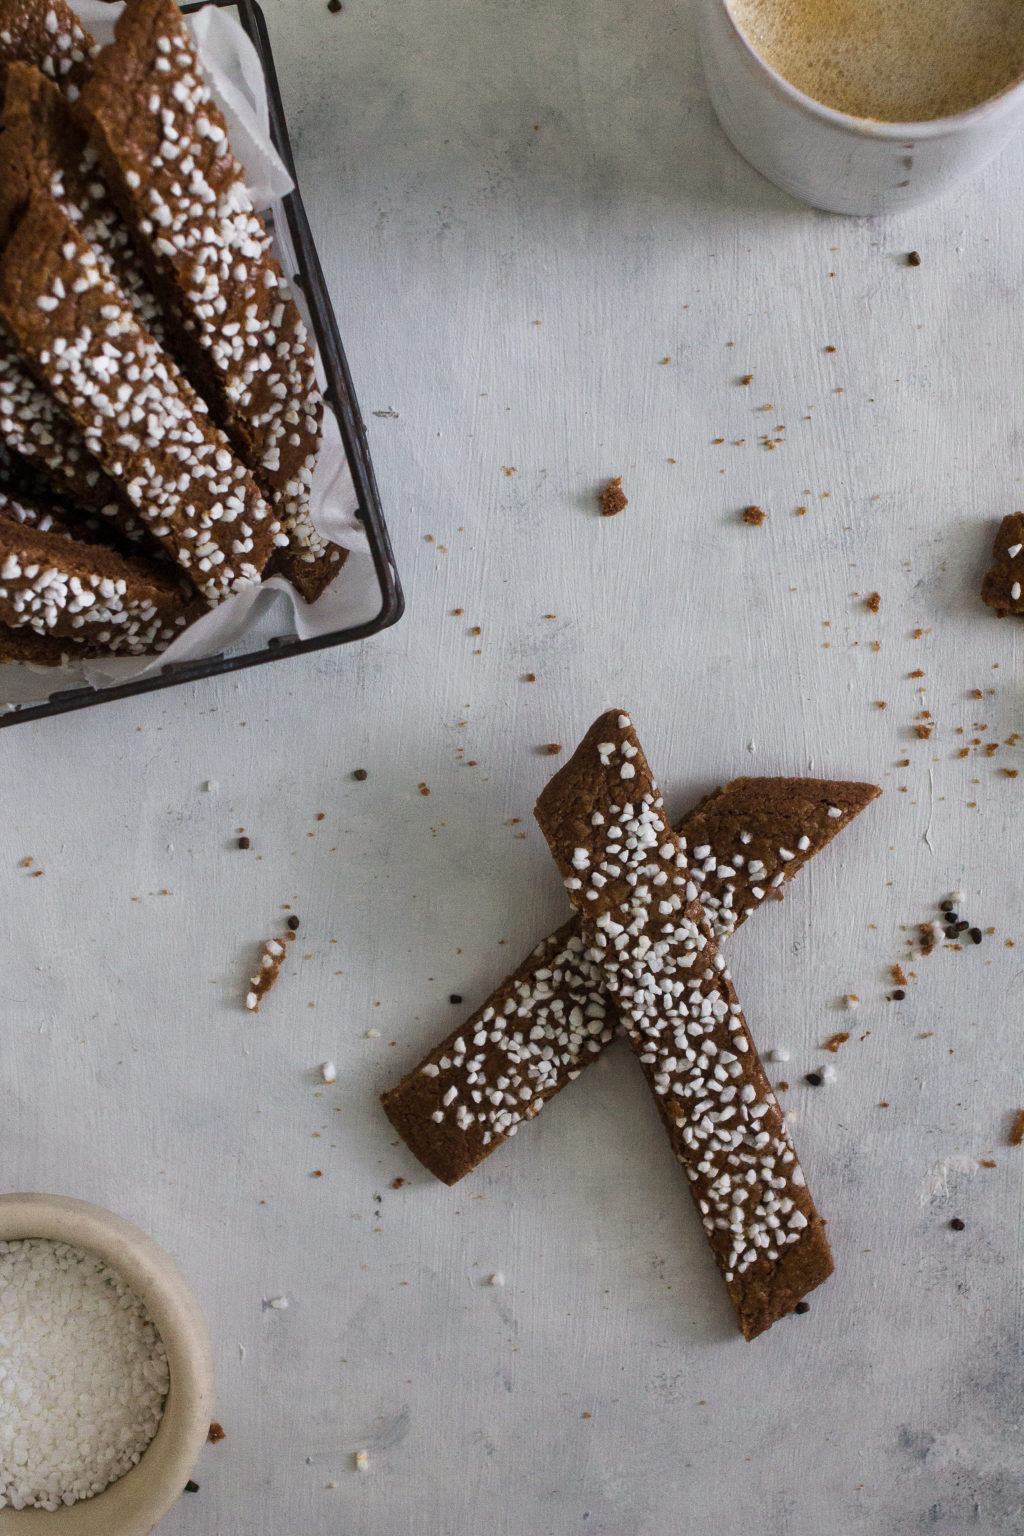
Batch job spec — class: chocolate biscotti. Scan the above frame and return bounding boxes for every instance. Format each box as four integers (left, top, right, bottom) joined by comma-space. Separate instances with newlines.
535, 712, 834, 1339
381, 774, 878, 1186
0, 194, 285, 600
0, 514, 197, 652
77, 0, 339, 586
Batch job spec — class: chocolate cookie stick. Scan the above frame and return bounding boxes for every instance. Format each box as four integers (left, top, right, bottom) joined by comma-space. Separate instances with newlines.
381, 774, 877, 1185
0, 194, 283, 600
534, 711, 833, 1338
78, 0, 339, 592
0, 516, 197, 652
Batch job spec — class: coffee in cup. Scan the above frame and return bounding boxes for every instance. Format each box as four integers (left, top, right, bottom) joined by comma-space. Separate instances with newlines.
725, 0, 1024, 122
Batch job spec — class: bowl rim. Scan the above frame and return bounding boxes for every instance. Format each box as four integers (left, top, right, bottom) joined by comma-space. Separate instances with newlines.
0, 1193, 215, 1535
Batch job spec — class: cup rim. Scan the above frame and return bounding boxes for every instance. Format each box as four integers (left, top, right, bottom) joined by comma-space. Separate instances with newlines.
0, 1193, 215, 1536
715, 0, 1024, 137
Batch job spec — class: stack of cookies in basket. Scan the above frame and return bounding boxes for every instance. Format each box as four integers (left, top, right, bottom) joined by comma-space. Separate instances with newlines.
0, 0, 343, 664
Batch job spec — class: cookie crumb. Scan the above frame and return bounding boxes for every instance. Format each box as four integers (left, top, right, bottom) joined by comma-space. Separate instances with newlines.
208, 1422, 226, 1443
865, 592, 881, 613
542, 743, 563, 756
822, 1032, 849, 1053
599, 477, 628, 517
1009, 1110, 1024, 1146
353, 768, 368, 781
742, 505, 766, 526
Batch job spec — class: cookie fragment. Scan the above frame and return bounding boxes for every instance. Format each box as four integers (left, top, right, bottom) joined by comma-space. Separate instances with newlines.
599, 476, 627, 517
245, 933, 291, 1012
535, 711, 833, 1339
982, 512, 1024, 614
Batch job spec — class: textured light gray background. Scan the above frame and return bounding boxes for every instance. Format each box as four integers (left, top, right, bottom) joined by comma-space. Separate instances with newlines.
4, 0, 1024, 1531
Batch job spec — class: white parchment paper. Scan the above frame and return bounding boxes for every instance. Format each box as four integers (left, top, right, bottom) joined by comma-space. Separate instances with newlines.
2, 1, 383, 706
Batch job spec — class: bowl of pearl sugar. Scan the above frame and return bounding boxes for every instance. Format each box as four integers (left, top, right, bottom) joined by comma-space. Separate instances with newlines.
0, 1194, 214, 1534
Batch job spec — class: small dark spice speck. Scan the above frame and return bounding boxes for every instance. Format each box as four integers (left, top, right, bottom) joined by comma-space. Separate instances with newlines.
287, 915, 300, 931
949, 1217, 966, 1231
185, 1481, 200, 1493
805, 1072, 823, 1087
891, 988, 906, 1001
969, 928, 983, 945
944, 910, 959, 923
328, 0, 342, 11
238, 835, 250, 850
907, 250, 922, 267
353, 768, 368, 781
794, 1301, 810, 1314
449, 993, 463, 1005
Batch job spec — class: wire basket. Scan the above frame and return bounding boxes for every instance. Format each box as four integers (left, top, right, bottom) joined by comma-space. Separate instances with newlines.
0, 0, 403, 729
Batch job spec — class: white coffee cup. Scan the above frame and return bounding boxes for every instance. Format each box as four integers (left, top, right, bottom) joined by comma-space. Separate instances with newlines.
697, 0, 1024, 215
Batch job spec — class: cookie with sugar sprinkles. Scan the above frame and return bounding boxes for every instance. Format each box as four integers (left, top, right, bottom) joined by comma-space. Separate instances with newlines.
0, 193, 284, 601
77, 0, 337, 585
0, 63, 165, 340
0, 0, 96, 102
381, 916, 613, 1185
382, 771, 878, 1187
0, 515, 199, 654
0, 330, 123, 515
535, 710, 834, 1339
981, 511, 1024, 615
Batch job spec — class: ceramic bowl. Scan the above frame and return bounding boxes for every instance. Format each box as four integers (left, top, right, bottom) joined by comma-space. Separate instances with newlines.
0, 1194, 215, 1535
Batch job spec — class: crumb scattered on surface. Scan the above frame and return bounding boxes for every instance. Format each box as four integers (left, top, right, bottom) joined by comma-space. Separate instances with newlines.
542, 743, 562, 756
1010, 1111, 1024, 1146
822, 1032, 850, 1053
907, 250, 922, 267
742, 505, 766, 526
208, 1422, 226, 1443
599, 477, 628, 517
865, 592, 881, 614
418, 783, 430, 796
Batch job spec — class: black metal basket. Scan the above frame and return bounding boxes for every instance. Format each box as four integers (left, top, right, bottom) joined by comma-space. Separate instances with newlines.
0, 0, 403, 729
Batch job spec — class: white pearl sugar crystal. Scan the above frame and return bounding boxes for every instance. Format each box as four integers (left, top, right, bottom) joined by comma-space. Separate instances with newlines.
0, 1238, 168, 1511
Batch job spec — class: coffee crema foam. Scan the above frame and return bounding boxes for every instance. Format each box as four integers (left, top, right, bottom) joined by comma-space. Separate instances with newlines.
725, 0, 1024, 122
